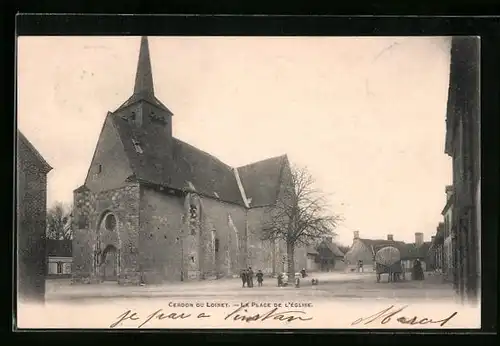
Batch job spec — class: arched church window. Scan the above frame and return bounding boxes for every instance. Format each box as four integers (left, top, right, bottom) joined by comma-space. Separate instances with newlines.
104, 213, 117, 231
215, 238, 220, 253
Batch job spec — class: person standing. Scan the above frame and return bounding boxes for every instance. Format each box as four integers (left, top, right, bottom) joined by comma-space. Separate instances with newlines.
247, 267, 254, 288
256, 270, 264, 287
240, 269, 248, 288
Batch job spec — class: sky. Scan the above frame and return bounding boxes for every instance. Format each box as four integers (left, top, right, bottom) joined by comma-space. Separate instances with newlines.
17, 36, 453, 245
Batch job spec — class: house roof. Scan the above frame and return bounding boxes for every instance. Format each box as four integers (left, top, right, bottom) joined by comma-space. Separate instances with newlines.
358, 238, 431, 260
237, 155, 288, 207
313, 239, 345, 259
46, 239, 72, 257
17, 131, 53, 173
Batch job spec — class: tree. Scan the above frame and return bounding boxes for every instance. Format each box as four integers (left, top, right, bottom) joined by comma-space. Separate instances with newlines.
46, 202, 73, 240
262, 164, 342, 281
337, 244, 351, 255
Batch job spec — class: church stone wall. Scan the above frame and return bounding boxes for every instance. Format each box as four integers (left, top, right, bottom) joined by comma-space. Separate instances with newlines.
139, 187, 184, 283
198, 196, 247, 278
72, 183, 141, 285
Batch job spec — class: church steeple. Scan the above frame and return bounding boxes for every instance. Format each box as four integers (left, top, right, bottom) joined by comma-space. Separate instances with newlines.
113, 36, 173, 115
134, 36, 155, 97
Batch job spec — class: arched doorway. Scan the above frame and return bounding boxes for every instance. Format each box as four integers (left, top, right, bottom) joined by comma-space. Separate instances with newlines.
101, 244, 118, 281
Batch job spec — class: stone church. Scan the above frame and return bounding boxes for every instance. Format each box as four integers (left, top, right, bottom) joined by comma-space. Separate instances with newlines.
72, 37, 303, 285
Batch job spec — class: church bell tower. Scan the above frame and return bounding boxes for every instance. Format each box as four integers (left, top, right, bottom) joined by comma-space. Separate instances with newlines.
113, 36, 174, 140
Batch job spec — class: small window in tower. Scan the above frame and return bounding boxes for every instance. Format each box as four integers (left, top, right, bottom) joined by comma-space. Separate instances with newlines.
131, 112, 136, 121
96, 164, 102, 174
132, 139, 143, 154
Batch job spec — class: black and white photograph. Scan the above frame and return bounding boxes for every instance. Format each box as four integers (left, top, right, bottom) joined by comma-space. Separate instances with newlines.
16, 33, 481, 329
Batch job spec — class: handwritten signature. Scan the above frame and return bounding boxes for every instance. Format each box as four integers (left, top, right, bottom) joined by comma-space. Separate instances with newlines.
110, 306, 312, 328
351, 305, 458, 327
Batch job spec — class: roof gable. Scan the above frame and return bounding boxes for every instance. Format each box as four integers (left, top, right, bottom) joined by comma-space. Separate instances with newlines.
237, 155, 287, 207
17, 131, 52, 173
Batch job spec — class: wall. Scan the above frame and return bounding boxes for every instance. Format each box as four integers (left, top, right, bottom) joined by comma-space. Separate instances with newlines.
17, 141, 49, 302
197, 195, 247, 278
139, 187, 184, 283
84, 115, 133, 193
72, 183, 141, 284
139, 188, 248, 283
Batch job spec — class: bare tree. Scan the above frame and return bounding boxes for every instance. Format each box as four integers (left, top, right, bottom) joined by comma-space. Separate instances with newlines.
262, 164, 342, 281
46, 202, 73, 240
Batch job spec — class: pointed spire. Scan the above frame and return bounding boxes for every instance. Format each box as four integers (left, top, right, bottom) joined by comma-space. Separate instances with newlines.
133, 36, 155, 96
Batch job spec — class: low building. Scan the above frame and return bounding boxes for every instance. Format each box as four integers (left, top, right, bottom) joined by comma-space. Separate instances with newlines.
47, 239, 73, 278
17, 131, 53, 302
344, 231, 432, 273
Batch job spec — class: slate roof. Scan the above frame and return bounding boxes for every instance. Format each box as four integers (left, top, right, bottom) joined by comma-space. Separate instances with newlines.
46, 239, 72, 257
110, 113, 287, 206
111, 114, 246, 205
358, 238, 431, 260
237, 155, 287, 207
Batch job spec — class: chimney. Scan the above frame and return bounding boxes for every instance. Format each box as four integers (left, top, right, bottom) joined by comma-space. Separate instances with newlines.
387, 234, 394, 241
415, 232, 424, 247
325, 236, 333, 243
445, 185, 454, 200
353, 231, 359, 240
431, 236, 436, 243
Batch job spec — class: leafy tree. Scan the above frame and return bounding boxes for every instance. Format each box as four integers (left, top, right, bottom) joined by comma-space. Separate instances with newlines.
46, 202, 73, 240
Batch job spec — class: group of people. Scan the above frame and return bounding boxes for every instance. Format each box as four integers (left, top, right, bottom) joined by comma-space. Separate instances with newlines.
240, 267, 310, 288
240, 267, 264, 288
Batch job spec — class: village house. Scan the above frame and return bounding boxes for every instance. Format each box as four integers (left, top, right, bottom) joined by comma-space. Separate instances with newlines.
304, 237, 345, 272
343, 231, 432, 274
72, 37, 301, 285
47, 239, 73, 278
17, 131, 53, 302
444, 37, 480, 302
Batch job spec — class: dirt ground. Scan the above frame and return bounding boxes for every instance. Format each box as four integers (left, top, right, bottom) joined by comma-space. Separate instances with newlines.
45, 271, 457, 303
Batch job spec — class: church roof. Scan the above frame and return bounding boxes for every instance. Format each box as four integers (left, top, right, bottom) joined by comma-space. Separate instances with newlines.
110, 114, 245, 204
237, 155, 288, 207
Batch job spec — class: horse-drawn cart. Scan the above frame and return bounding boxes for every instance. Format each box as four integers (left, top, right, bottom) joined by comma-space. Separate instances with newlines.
374, 245, 404, 283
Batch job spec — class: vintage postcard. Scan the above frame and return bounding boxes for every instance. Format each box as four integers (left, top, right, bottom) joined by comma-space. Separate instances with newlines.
15, 35, 481, 329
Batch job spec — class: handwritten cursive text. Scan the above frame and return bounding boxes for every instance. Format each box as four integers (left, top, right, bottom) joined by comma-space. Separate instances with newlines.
224, 305, 312, 323
351, 305, 458, 327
